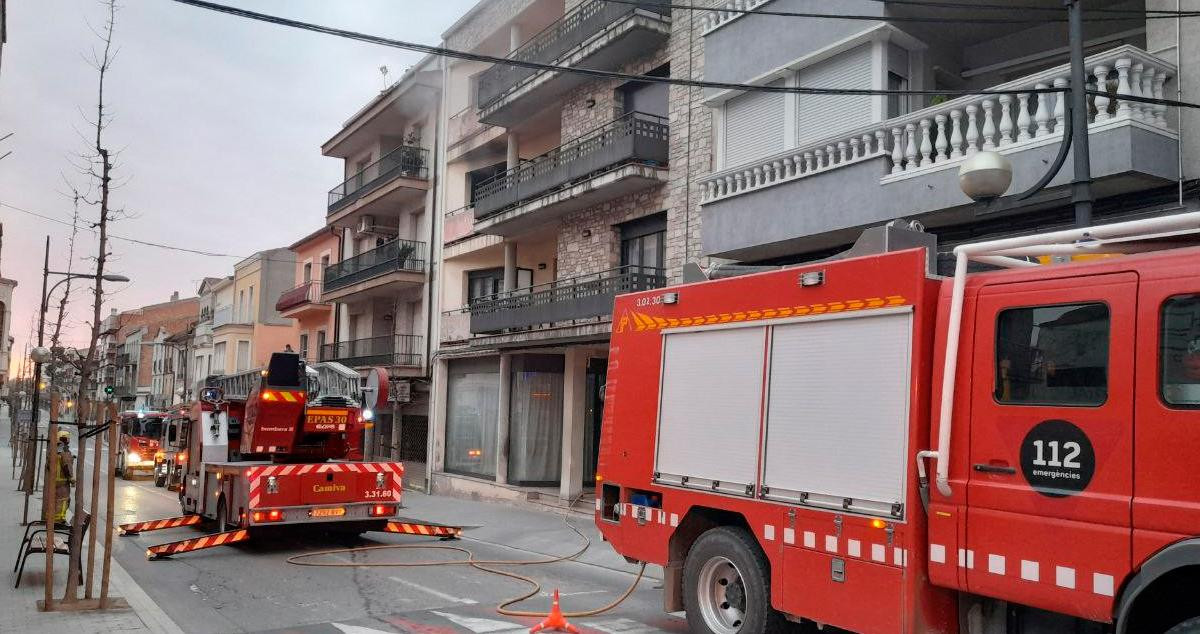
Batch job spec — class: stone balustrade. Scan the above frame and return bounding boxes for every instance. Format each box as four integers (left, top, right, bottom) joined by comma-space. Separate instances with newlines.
701, 0, 773, 35
700, 45, 1176, 205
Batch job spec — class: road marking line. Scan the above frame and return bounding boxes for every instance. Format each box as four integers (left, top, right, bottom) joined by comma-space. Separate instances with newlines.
332, 624, 399, 634
432, 611, 522, 633
388, 576, 478, 604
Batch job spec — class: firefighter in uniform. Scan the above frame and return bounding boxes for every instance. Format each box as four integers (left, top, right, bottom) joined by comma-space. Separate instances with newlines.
54, 430, 74, 524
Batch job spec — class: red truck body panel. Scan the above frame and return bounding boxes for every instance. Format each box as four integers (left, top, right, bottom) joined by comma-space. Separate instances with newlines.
598, 245, 1200, 632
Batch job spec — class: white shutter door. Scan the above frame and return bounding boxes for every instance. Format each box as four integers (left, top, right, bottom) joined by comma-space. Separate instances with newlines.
723, 80, 785, 169
655, 326, 766, 490
762, 310, 912, 514
795, 44, 874, 147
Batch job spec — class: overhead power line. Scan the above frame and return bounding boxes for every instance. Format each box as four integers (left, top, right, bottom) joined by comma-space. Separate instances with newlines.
171, 0, 1200, 110
603, 0, 1200, 22
868, 0, 1199, 14
170, 0, 1061, 98
0, 201, 301, 265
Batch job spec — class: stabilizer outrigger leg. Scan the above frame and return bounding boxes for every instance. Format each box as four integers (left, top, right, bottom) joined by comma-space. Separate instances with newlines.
145, 528, 250, 560
382, 520, 463, 540
119, 514, 203, 535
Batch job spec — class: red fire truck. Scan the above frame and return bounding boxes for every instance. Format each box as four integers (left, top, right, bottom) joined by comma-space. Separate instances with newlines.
596, 215, 1200, 634
115, 409, 167, 479
176, 352, 402, 534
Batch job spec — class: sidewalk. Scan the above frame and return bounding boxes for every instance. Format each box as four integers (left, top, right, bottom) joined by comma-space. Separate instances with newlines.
0, 421, 183, 634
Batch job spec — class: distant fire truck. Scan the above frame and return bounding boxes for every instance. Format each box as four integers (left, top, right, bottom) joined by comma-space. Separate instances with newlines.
153, 408, 190, 489
120, 352, 459, 558
596, 215, 1200, 634
115, 409, 166, 479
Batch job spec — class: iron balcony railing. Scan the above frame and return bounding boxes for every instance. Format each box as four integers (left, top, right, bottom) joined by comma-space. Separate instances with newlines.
473, 112, 668, 219
476, 0, 670, 108
319, 334, 423, 368
323, 239, 426, 293
328, 145, 429, 213
468, 265, 665, 333
275, 280, 324, 312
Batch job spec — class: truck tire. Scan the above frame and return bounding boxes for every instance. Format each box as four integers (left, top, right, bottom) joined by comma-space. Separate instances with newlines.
154, 467, 167, 488
1167, 617, 1200, 634
114, 454, 124, 477
683, 526, 787, 634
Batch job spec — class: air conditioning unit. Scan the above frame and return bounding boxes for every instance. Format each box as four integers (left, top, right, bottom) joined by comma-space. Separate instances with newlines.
357, 215, 376, 234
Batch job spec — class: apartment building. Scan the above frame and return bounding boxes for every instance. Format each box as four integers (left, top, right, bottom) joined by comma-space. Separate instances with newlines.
277, 228, 338, 364
318, 55, 440, 476
429, 0, 708, 504
0, 273, 15, 397
96, 293, 200, 408
211, 249, 299, 375
185, 276, 225, 394
697, 0, 1199, 265
149, 322, 195, 408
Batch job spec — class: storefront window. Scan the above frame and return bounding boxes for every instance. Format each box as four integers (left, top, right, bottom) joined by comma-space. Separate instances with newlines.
445, 358, 500, 479
508, 354, 564, 486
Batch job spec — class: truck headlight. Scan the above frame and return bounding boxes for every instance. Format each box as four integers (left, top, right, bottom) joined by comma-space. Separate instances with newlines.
128, 451, 142, 464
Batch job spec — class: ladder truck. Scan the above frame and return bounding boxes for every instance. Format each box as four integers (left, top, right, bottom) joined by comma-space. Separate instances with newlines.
121, 352, 459, 557
596, 215, 1200, 634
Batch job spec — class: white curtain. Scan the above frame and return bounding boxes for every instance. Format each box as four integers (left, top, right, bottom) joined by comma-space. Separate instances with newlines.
445, 358, 500, 478
507, 355, 564, 485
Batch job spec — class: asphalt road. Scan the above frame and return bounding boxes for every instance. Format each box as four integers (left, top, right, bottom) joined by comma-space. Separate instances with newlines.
87, 447, 687, 634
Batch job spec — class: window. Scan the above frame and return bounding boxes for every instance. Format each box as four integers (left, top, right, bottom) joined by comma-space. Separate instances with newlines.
316, 330, 327, 360
320, 255, 330, 275
1160, 294, 1200, 407
620, 213, 667, 272
468, 268, 532, 303
724, 79, 785, 168
995, 303, 1110, 406
303, 262, 312, 283
299, 333, 309, 361
248, 286, 254, 321
236, 340, 251, 372
445, 357, 501, 479
213, 342, 227, 373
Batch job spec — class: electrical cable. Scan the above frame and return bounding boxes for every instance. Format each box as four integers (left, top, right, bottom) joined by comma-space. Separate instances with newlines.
287, 502, 647, 619
866, 0, 1200, 15
603, 0, 1200, 22
169, 0, 1065, 99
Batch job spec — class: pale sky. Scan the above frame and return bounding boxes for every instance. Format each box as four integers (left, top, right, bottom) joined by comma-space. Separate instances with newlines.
0, 0, 480, 377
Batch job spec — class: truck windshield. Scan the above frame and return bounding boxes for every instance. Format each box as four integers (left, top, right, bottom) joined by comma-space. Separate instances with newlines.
136, 417, 164, 438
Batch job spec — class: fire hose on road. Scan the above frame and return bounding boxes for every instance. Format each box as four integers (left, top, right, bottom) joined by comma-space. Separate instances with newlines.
285, 510, 647, 620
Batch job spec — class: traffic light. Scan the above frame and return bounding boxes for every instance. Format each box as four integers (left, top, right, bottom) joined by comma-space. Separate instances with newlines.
104, 386, 114, 396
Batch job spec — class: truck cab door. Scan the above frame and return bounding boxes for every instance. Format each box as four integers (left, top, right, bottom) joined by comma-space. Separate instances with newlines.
965, 272, 1135, 622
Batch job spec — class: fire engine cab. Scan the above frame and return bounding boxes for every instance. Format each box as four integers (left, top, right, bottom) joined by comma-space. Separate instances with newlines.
596, 213, 1200, 634
115, 409, 166, 479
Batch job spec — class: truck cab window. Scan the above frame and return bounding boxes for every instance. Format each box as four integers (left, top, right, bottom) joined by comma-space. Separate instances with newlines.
1160, 294, 1200, 407
995, 302, 1109, 406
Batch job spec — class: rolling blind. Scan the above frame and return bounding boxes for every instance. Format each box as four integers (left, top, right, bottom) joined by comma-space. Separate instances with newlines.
655, 326, 766, 488
723, 80, 785, 169
795, 44, 874, 147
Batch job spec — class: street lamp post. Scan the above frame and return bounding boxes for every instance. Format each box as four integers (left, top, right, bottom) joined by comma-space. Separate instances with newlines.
22, 235, 130, 524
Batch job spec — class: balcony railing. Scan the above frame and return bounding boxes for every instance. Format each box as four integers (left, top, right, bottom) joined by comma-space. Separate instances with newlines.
328, 145, 429, 213
323, 238, 426, 293
116, 352, 134, 366
212, 304, 250, 328
275, 280, 324, 312
701, 44, 1177, 204
443, 205, 476, 244
440, 309, 472, 343
468, 265, 665, 334
448, 105, 491, 147
473, 112, 668, 219
477, 0, 669, 109
319, 334, 423, 368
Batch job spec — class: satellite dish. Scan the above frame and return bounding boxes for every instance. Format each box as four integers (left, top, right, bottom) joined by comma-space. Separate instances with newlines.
363, 367, 389, 410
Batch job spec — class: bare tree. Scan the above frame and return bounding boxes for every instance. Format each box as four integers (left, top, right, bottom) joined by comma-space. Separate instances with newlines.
65, 0, 120, 601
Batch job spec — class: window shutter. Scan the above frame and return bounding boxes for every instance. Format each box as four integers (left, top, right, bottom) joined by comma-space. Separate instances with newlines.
795, 44, 874, 148
723, 80, 785, 169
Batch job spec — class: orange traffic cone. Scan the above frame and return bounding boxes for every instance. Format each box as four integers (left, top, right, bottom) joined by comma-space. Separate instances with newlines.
529, 589, 580, 633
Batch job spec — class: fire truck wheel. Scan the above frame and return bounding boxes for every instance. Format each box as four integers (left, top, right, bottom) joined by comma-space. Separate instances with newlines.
154, 471, 167, 488
683, 526, 786, 634
1167, 617, 1200, 634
